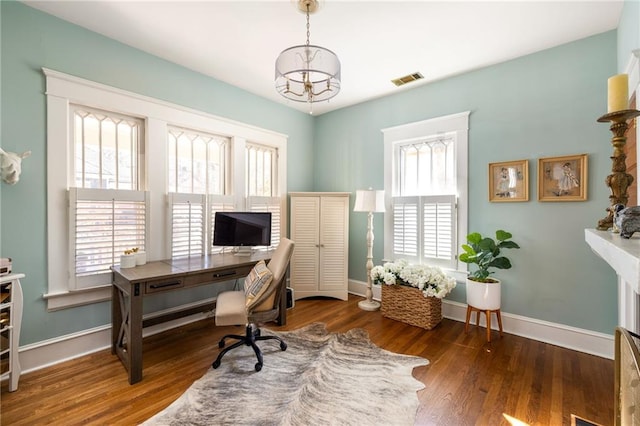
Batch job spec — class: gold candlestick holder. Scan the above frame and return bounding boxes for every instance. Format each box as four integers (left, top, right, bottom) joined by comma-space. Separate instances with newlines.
596, 109, 640, 230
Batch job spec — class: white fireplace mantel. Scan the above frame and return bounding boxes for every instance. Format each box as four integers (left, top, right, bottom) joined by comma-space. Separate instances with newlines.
585, 228, 640, 332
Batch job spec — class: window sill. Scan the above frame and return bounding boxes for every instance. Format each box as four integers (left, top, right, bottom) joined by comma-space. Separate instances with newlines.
43, 285, 111, 311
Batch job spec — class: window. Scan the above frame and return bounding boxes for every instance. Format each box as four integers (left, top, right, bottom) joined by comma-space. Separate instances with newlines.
246, 143, 280, 249
167, 127, 229, 195
246, 143, 276, 197
397, 136, 455, 196
45, 68, 287, 310
69, 107, 148, 290
73, 107, 142, 190
165, 134, 282, 257
383, 112, 469, 271
167, 127, 231, 257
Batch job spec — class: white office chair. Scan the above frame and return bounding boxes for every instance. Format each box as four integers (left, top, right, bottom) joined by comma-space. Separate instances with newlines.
212, 238, 295, 371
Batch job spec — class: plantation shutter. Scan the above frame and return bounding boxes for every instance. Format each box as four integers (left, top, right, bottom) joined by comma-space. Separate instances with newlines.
392, 196, 419, 263
246, 196, 281, 249
392, 194, 456, 269
209, 195, 235, 254
69, 188, 149, 290
422, 194, 456, 269
167, 193, 206, 258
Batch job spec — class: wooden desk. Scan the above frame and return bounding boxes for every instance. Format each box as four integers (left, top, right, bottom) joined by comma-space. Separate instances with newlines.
111, 252, 282, 384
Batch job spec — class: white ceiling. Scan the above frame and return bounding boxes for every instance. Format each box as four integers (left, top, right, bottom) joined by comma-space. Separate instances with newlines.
23, 1, 624, 116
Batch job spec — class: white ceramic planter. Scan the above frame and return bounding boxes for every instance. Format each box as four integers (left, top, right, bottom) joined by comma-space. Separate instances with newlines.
466, 278, 501, 310
120, 254, 136, 269
135, 251, 147, 266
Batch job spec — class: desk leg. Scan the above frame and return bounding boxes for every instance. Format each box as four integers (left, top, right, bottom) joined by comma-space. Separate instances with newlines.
113, 283, 144, 384
128, 283, 143, 384
111, 284, 122, 355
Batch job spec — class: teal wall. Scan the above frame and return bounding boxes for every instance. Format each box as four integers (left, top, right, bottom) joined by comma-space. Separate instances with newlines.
1, 1, 636, 346
0, 2, 314, 345
316, 31, 619, 334
618, 0, 639, 71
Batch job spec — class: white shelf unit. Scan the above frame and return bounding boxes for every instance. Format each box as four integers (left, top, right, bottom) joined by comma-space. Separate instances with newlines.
1, 273, 24, 392
290, 192, 349, 301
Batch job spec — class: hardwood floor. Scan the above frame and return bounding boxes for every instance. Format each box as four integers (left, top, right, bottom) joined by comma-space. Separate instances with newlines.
1, 295, 614, 425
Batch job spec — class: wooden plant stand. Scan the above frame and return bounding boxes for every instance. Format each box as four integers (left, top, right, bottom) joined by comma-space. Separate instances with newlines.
465, 305, 503, 343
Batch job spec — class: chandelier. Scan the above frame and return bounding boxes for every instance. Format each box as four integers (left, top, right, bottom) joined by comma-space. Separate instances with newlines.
275, 0, 341, 110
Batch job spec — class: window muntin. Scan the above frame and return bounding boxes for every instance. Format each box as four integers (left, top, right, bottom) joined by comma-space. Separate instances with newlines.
167, 127, 229, 195
397, 135, 455, 196
72, 106, 142, 190
246, 142, 280, 249
246, 142, 276, 197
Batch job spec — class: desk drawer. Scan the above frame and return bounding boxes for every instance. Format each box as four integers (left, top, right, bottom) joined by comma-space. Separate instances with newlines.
184, 265, 254, 287
145, 278, 184, 294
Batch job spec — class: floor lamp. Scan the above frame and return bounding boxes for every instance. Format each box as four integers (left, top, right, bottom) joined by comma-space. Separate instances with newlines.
354, 188, 385, 311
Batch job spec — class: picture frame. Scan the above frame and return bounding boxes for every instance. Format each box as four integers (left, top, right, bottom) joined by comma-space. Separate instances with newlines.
538, 154, 588, 202
488, 159, 529, 202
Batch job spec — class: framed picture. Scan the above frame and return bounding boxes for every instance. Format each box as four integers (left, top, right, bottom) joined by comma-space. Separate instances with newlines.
488, 159, 529, 202
538, 154, 588, 202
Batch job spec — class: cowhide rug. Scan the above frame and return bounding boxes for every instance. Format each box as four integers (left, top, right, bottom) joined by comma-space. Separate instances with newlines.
142, 322, 428, 426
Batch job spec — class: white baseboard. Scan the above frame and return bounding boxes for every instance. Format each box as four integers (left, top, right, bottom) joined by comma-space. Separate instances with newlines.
16, 284, 614, 376
18, 298, 217, 375
348, 279, 614, 359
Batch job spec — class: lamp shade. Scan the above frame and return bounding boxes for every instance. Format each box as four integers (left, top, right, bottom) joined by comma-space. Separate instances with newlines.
354, 189, 385, 213
275, 44, 341, 103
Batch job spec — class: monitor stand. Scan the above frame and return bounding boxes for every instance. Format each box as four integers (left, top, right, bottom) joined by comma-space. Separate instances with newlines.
233, 247, 254, 257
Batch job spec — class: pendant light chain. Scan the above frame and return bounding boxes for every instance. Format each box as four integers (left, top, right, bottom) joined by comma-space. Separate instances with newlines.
305, 4, 311, 46
305, 2, 312, 109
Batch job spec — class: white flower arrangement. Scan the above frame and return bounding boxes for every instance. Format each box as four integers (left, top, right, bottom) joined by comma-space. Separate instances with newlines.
370, 259, 456, 299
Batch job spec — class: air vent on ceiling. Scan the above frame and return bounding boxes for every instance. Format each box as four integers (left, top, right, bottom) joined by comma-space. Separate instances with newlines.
391, 72, 424, 87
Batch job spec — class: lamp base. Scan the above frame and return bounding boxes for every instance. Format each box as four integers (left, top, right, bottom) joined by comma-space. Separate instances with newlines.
358, 299, 381, 311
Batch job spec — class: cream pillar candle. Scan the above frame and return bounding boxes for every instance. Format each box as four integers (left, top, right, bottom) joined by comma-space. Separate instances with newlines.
608, 73, 629, 113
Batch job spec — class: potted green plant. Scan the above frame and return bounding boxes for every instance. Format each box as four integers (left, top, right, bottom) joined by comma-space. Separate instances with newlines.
459, 230, 519, 309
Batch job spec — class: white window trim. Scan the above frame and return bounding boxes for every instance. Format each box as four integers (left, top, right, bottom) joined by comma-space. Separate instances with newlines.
382, 111, 469, 275
44, 68, 287, 310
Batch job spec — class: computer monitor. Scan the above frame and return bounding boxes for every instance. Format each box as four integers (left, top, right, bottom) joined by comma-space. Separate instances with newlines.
212, 212, 272, 248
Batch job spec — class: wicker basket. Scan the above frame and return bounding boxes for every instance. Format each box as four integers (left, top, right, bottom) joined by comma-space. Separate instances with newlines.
381, 284, 443, 330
